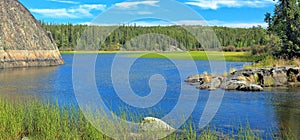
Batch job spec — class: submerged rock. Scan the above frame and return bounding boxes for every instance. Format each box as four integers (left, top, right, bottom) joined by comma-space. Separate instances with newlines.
0, 0, 64, 68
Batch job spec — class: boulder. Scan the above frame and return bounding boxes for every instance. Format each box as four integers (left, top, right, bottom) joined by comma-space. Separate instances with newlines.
287, 67, 299, 75
184, 74, 202, 85
186, 66, 300, 91
140, 117, 175, 132
21, 137, 29, 140
197, 77, 222, 90
262, 76, 275, 87
241, 69, 255, 77
287, 67, 300, 82
271, 68, 288, 85
239, 84, 264, 91
220, 79, 246, 90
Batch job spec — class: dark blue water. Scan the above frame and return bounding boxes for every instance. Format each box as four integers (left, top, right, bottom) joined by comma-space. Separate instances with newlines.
0, 54, 300, 138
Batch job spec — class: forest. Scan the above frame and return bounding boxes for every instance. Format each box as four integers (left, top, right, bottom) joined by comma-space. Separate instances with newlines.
40, 0, 300, 60
40, 22, 267, 52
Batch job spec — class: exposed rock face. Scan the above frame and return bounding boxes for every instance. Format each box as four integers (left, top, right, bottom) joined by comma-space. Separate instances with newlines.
186, 66, 300, 91
0, 0, 63, 68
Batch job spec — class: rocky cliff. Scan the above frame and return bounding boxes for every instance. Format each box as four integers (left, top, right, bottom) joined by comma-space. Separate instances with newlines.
0, 0, 64, 68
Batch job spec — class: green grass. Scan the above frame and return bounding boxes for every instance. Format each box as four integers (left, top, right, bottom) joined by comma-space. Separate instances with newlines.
245, 55, 300, 69
0, 98, 295, 139
126, 51, 259, 62
60, 51, 258, 62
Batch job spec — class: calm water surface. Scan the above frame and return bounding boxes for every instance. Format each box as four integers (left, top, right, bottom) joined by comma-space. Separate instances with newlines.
0, 54, 299, 138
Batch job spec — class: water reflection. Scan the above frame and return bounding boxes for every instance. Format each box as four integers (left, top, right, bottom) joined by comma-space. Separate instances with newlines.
268, 88, 300, 138
0, 67, 58, 99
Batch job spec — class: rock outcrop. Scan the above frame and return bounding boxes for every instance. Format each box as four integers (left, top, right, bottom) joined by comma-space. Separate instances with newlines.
0, 0, 63, 68
186, 66, 300, 91
140, 117, 175, 132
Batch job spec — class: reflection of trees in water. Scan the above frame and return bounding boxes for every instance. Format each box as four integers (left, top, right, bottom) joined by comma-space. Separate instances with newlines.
272, 88, 300, 138
0, 67, 57, 99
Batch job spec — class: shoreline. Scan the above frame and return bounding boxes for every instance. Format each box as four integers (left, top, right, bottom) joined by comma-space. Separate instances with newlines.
59, 51, 257, 62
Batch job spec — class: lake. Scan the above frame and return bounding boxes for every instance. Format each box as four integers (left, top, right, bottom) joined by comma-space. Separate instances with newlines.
0, 54, 299, 138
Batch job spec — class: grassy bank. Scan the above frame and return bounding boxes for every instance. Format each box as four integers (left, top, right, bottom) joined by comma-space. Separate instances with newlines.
0, 98, 296, 139
246, 55, 300, 69
60, 51, 258, 62
127, 51, 258, 62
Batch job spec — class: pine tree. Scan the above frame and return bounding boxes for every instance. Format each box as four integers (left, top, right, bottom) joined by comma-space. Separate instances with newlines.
269, 0, 300, 59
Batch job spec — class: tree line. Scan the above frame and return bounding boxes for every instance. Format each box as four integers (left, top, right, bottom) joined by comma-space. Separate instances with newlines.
40, 22, 267, 51
40, 0, 300, 60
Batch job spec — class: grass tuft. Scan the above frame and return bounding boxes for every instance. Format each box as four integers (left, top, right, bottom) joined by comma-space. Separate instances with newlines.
0, 98, 297, 139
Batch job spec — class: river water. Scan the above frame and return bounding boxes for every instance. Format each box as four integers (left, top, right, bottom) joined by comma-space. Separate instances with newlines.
0, 54, 299, 138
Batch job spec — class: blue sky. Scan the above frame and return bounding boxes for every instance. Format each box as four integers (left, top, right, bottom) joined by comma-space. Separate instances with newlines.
19, 0, 277, 28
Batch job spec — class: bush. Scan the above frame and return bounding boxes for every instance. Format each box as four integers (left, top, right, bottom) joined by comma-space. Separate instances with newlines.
251, 35, 282, 58
265, 35, 282, 58
223, 45, 236, 52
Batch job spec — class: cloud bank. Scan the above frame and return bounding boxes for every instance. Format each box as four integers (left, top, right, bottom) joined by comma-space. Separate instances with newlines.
185, 0, 277, 10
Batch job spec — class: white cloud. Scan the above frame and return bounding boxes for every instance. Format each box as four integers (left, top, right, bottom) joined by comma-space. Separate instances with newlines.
207, 20, 267, 28
131, 20, 170, 26
76, 22, 92, 25
175, 20, 207, 25
29, 8, 77, 18
174, 20, 267, 28
80, 4, 106, 11
132, 20, 267, 28
115, 1, 159, 9
30, 4, 106, 18
185, 0, 277, 10
48, 0, 79, 4
218, 22, 268, 28
77, 20, 267, 28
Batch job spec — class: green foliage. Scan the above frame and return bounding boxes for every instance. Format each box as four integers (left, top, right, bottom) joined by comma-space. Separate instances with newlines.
213, 26, 267, 48
127, 51, 257, 62
246, 55, 300, 68
39, 21, 267, 51
251, 34, 283, 58
267, 0, 300, 59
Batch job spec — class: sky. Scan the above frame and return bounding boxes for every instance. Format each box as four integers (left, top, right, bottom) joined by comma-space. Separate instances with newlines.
18, 0, 278, 28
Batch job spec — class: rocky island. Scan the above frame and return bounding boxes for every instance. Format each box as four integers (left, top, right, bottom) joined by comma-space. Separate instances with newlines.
185, 66, 300, 91
0, 0, 63, 68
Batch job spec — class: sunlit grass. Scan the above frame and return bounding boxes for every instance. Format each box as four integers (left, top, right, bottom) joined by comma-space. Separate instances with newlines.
245, 55, 300, 69
60, 51, 258, 62
126, 51, 259, 62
